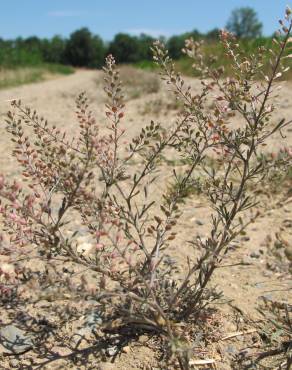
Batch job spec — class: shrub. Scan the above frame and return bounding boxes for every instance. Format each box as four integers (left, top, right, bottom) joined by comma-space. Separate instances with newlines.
0, 7, 291, 369
64, 28, 105, 68
108, 33, 141, 63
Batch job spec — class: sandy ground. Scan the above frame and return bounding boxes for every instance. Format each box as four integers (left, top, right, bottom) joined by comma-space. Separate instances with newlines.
0, 70, 291, 369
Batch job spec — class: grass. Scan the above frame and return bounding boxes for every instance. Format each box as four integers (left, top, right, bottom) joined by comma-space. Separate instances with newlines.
0, 64, 74, 90
134, 38, 292, 79
175, 42, 292, 79
133, 60, 159, 71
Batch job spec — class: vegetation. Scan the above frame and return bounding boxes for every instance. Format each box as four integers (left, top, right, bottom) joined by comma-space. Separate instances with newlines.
226, 7, 263, 38
0, 7, 283, 75
64, 28, 105, 68
0, 6, 291, 369
0, 64, 74, 90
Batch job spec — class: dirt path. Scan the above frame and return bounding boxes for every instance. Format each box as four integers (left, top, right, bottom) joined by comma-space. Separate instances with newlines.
0, 70, 291, 369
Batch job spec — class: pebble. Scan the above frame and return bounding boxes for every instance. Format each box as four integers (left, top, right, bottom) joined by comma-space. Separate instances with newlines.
122, 345, 131, 353
226, 345, 237, 354
76, 241, 95, 256
241, 256, 252, 265
0, 325, 33, 354
9, 359, 19, 368
261, 294, 273, 300
72, 310, 103, 346
106, 345, 119, 356
85, 310, 103, 325
139, 335, 149, 343
164, 255, 176, 266
82, 311, 103, 334
0, 263, 15, 282
284, 245, 292, 261
250, 251, 261, 259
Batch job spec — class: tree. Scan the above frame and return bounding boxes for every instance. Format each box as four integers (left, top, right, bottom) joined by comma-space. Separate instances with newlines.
226, 7, 263, 38
137, 33, 155, 60
42, 36, 66, 64
206, 28, 220, 40
22, 36, 43, 52
167, 35, 185, 59
108, 33, 140, 63
64, 28, 105, 68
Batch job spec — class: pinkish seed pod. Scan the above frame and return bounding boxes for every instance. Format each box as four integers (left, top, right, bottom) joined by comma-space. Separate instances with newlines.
96, 243, 104, 251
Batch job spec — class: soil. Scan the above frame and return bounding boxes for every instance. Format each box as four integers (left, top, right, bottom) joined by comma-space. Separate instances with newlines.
0, 70, 291, 369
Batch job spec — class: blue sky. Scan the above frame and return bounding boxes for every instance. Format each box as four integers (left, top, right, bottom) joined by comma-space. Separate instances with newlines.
0, 0, 291, 40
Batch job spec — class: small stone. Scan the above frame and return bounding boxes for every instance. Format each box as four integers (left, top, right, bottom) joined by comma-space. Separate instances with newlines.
195, 220, 204, 226
261, 294, 273, 301
76, 242, 95, 256
107, 345, 118, 356
72, 310, 103, 347
0, 263, 15, 281
226, 345, 236, 354
122, 345, 131, 353
0, 325, 33, 354
241, 236, 250, 242
51, 346, 72, 356
139, 335, 148, 343
284, 245, 292, 261
84, 311, 103, 327
164, 255, 176, 266
241, 256, 252, 265
250, 251, 260, 259
9, 359, 19, 368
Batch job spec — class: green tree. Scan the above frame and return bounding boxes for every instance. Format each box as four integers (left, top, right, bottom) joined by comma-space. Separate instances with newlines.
64, 28, 105, 67
226, 7, 263, 38
108, 33, 140, 63
206, 28, 220, 40
42, 36, 66, 64
167, 35, 185, 59
137, 33, 155, 60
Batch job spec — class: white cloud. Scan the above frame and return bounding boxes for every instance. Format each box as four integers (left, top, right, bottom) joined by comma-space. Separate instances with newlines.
48, 10, 87, 18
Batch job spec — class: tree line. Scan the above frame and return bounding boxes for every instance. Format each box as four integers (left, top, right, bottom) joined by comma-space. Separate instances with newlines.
0, 7, 265, 68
